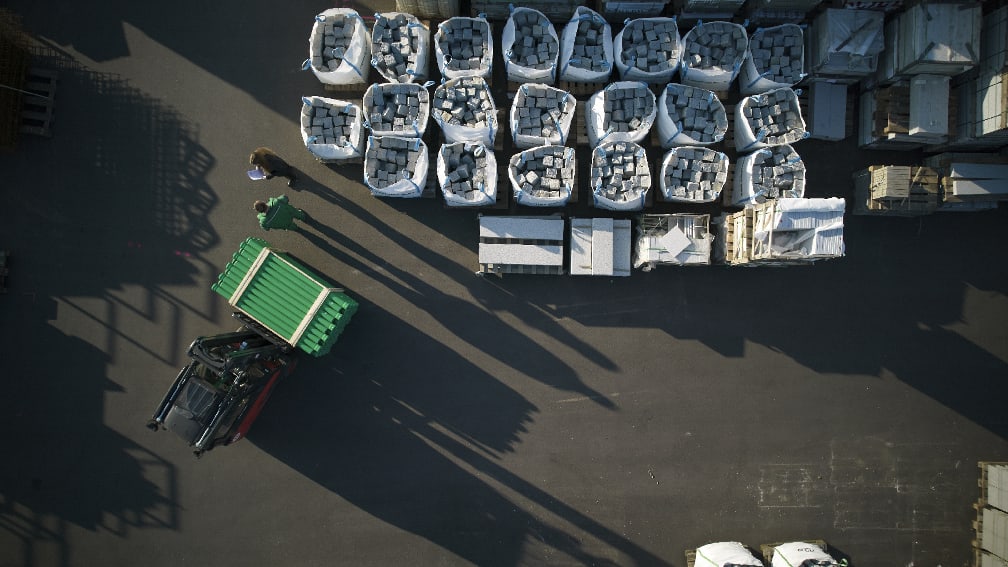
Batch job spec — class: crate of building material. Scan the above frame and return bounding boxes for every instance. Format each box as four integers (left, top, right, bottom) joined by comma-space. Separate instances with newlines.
739, 24, 804, 95
715, 207, 754, 266
363, 82, 431, 139
432, 76, 498, 146
371, 12, 430, 83
509, 144, 577, 207
751, 197, 846, 263
659, 146, 729, 203
438, 141, 498, 207
300, 96, 365, 162
585, 81, 657, 147
807, 9, 883, 81
851, 165, 939, 216
306, 9, 372, 86
729, 144, 805, 206
558, 6, 614, 83
634, 213, 712, 270
614, 17, 681, 83
735, 87, 806, 152
364, 135, 429, 198
502, 7, 560, 83
656, 83, 728, 148
510, 83, 576, 148
590, 141, 651, 211
434, 16, 492, 80
680, 21, 749, 92
893, 3, 981, 77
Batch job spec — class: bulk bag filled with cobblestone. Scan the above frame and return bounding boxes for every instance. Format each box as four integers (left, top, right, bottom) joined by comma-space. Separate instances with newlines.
300, 96, 365, 161
735, 87, 807, 152
739, 24, 805, 96
614, 17, 681, 83
432, 76, 498, 146
510, 83, 576, 148
371, 12, 430, 83
769, 542, 843, 567
731, 144, 805, 206
585, 81, 657, 147
363, 81, 431, 138
306, 9, 371, 85
680, 21, 749, 92
434, 16, 493, 80
659, 146, 729, 203
694, 542, 763, 567
510, 145, 577, 207
558, 6, 613, 83
364, 135, 428, 198
656, 83, 728, 148
590, 141, 651, 211
438, 141, 497, 207
502, 6, 559, 83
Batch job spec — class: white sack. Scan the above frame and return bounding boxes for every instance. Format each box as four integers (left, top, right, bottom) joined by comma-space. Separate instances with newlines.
694, 542, 763, 567
300, 96, 365, 161
502, 7, 559, 82
434, 16, 493, 80
586, 81, 657, 147
363, 81, 432, 138
364, 136, 428, 198
614, 17, 681, 83
438, 141, 497, 207
656, 83, 727, 148
558, 6, 613, 83
510, 83, 577, 149
739, 24, 806, 95
680, 21, 749, 92
305, 9, 371, 85
770, 541, 841, 567
432, 76, 498, 146
371, 12, 430, 83
735, 87, 807, 152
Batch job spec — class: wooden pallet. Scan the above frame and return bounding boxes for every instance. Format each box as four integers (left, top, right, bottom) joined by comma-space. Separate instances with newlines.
684, 549, 696, 567
20, 68, 56, 137
557, 79, 607, 98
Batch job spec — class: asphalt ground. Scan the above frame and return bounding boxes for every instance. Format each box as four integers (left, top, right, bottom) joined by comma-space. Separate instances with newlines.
1, 2, 1007, 566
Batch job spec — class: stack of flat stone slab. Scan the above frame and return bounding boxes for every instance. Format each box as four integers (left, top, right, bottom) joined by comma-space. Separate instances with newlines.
432, 76, 496, 143
590, 141, 651, 211
372, 12, 428, 82
506, 8, 559, 77
660, 146, 729, 202
588, 82, 657, 146
617, 18, 681, 79
510, 145, 577, 206
564, 7, 611, 76
511, 84, 576, 148
735, 144, 806, 205
657, 83, 728, 147
364, 82, 430, 136
681, 21, 748, 91
364, 136, 427, 196
439, 141, 496, 206
312, 12, 358, 73
300, 96, 362, 161
435, 17, 491, 78
741, 24, 804, 95
736, 87, 806, 151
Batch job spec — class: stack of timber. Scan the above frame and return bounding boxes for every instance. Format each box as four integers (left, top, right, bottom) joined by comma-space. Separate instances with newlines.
859, 78, 955, 150
924, 152, 1008, 212
851, 165, 939, 217
975, 462, 1008, 567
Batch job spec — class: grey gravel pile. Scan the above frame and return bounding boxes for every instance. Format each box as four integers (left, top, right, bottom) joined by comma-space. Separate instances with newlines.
312, 14, 357, 72
569, 11, 609, 72
303, 101, 358, 146
603, 85, 655, 132
367, 83, 429, 134
513, 85, 574, 140
741, 89, 804, 145
664, 85, 727, 143
373, 13, 423, 80
509, 10, 557, 70
663, 147, 728, 202
750, 145, 805, 200
749, 27, 803, 85
683, 22, 748, 72
365, 137, 423, 189
620, 20, 679, 74
591, 142, 651, 203
433, 77, 493, 128
437, 18, 490, 73
513, 146, 576, 200
441, 143, 490, 197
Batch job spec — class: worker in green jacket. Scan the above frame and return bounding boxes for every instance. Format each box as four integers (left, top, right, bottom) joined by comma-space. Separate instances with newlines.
254, 195, 307, 231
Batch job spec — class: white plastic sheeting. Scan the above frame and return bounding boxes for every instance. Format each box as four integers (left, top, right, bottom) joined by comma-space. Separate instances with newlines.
558, 6, 614, 82
808, 9, 883, 78
752, 197, 846, 261
300, 96, 365, 162
633, 214, 712, 269
694, 542, 763, 567
305, 8, 371, 85
770, 542, 842, 567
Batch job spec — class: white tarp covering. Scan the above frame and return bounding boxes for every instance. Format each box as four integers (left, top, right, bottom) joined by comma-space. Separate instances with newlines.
695, 542, 763, 567
300, 96, 365, 161
305, 8, 371, 85
770, 542, 842, 567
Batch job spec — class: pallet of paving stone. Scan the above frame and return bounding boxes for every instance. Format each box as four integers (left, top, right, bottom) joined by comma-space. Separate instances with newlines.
658, 145, 729, 203
309, 9, 372, 90
614, 17, 682, 85
323, 70, 373, 95
679, 21, 749, 93
20, 67, 56, 138
364, 135, 429, 198
477, 214, 566, 276
759, 540, 830, 565
502, 8, 560, 83
726, 144, 805, 207
433, 16, 493, 80
739, 24, 804, 96
654, 83, 729, 149
557, 80, 609, 98
511, 83, 576, 148
371, 14, 431, 83
509, 144, 578, 207
438, 140, 510, 209
735, 87, 807, 152
589, 141, 652, 211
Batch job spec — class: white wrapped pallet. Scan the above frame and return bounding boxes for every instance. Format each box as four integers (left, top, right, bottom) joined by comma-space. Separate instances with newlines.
300, 96, 365, 162
502, 7, 559, 83
735, 87, 807, 152
751, 197, 846, 262
614, 17, 681, 83
694, 542, 763, 567
363, 135, 428, 198
739, 24, 805, 95
585, 81, 657, 147
730, 144, 805, 206
363, 82, 432, 138
434, 16, 493, 80
656, 83, 727, 148
305, 8, 371, 85
589, 141, 651, 211
659, 146, 728, 203
558, 6, 614, 83
432, 76, 498, 145
371, 12, 430, 83
679, 21, 749, 92
510, 145, 577, 207
807, 9, 883, 80
438, 141, 497, 207
895, 3, 980, 76
633, 213, 712, 269
510, 83, 576, 148
769, 542, 843, 567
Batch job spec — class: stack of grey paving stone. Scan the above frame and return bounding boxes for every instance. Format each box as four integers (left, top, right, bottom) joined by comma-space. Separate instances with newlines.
312, 12, 358, 73
432, 76, 497, 145
511, 84, 576, 148
371, 12, 430, 82
510, 145, 577, 207
735, 87, 806, 151
364, 82, 430, 137
660, 146, 729, 202
590, 141, 651, 211
732, 144, 805, 205
680, 21, 749, 91
740, 24, 804, 95
434, 16, 492, 79
587, 82, 657, 147
364, 135, 428, 197
504, 7, 559, 82
656, 83, 728, 148
300, 96, 363, 161
308, 8, 370, 85
614, 18, 681, 82
439, 141, 497, 207
559, 6, 613, 82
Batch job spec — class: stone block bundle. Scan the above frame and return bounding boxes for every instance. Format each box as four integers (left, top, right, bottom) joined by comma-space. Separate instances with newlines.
372, 12, 428, 82
311, 12, 358, 73
364, 136, 425, 190
744, 25, 804, 92
510, 145, 577, 206
661, 146, 729, 202
590, 141, 651, 210
658, 83, 728, 147
618, 19, 680, 76
682, 22, 748, 76
364, 82, 430, 137
439, 141, 495, 205
301, 96, 360, 152
511, 84, 575, 147
601, 84, 655, 134
748, 145, 806, 201
567, 8, 610, 74
432, 76, 496, 144
736, 87, 806, 150
435, 17, 491, 77
507, 9, 558, 72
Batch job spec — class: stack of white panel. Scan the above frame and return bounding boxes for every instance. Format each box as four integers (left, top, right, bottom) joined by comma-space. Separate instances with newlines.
478, 215, 564, 275
894, 3, 980, 76
569, 218, 631, 276
807, 9, 884, 82
978, 463, 1008, 567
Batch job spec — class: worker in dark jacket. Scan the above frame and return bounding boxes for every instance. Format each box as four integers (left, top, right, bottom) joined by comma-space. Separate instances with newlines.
250, 147, 298, 188
254, 195, 307, 231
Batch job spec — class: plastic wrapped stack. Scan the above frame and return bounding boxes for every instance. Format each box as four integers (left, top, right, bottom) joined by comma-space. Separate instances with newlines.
660, 146, 729, 202
364, 136, 429, 197
740, 24, 804, 95
371, 12, 430, 83
732, 144, 805, 206
656, 83, 728, 148
307, 9, 371, 85
434, 16, 492, 79
510, 84, 576, 148
438, 141, 498, 207
300, 96, 364, 161
363, 82, 430, 138
590, 141, 651, 211
680, 21, 749, 91
614, 18, 681, 83
586, 81, 657, 147
735, 87, 806, 151
693, 543, 763, 567
510, 145, 577, 207
502, 7, 559, 82
559, 6, 613, 82
432, 76, 497, 145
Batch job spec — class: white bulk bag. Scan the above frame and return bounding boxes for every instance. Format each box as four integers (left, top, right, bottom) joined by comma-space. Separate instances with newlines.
659, 146, 729, 203
362, 81, 432, 138
364, 136, 428, 198
510, 145, 576, 207
432, 76, 498, 146
438, 141, 497, 207
694, 542, 763, 567
770, 541, 842, 567
731, 145, 805, 206
502, 7, 559, 82
680, 21, 749, 92
739, 24, 806, 95
656, 83, 728, 148
558, 6, 613, 83
585, 81, 657, 147
300, 96, 365, 162
735, 87, 807, 152
434, 16, 493, 80
304, 8, 371, 85
614, 17, 681, 83
510, 83, 577, 149
371, 12, 430, 83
